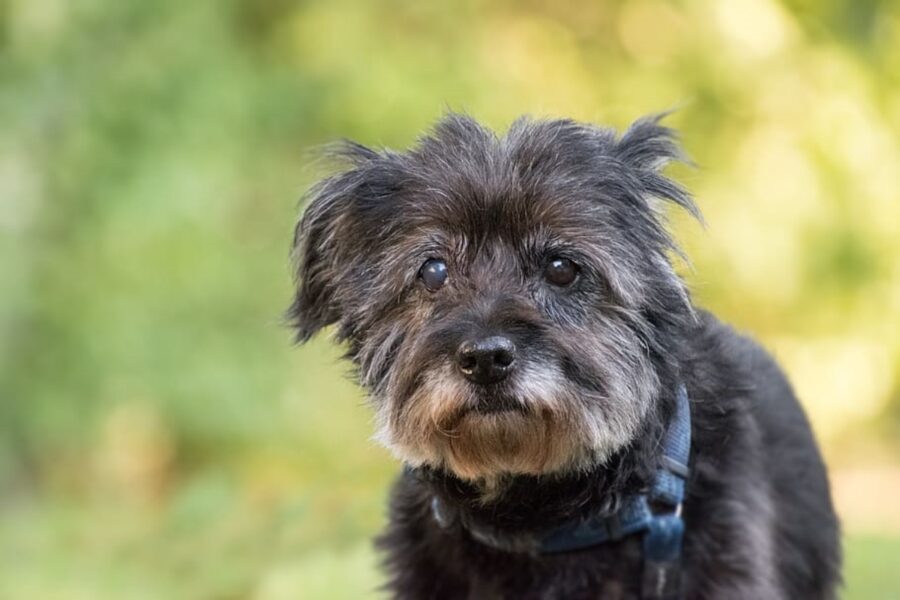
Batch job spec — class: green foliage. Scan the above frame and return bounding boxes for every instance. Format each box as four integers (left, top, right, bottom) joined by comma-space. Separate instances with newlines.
1, 0, 899, 596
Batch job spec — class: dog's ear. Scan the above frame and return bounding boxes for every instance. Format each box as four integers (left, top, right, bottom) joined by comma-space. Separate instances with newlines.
613, 115, 700, 315
614, 114, 700, 220
287, 142, 378, 342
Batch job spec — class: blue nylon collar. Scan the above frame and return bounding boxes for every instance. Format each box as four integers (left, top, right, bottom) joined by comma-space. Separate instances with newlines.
540, 384, 690, 599
431, 384, 691, 599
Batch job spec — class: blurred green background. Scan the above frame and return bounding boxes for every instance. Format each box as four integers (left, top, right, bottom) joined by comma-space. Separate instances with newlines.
1, 0, 899, 598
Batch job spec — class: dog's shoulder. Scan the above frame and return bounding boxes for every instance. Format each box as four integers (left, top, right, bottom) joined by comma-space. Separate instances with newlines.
684, 309, 807, 432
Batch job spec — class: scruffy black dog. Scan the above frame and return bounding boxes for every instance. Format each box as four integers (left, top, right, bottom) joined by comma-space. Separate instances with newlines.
288, 114, 841, 599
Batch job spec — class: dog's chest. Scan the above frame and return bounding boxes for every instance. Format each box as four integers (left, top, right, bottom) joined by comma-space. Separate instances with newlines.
435, 527, 645, 599
468, 575, 635, 600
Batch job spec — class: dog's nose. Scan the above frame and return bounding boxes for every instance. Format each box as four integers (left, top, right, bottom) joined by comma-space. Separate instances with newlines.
456, 336, 516, 385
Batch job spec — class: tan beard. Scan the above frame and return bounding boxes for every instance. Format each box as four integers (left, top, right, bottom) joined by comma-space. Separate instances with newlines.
375, 363, 593, 480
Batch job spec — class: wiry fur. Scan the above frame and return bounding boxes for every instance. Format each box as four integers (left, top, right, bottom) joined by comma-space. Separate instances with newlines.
288, 113, 841, 598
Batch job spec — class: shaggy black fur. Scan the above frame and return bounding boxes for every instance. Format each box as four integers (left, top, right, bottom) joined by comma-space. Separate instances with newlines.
288, 113, 841, 599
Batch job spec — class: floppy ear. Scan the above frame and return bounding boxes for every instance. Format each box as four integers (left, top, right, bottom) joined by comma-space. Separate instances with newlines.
614, 113, 700, 220
287, 143, 378, 342
287, 179, 349, 342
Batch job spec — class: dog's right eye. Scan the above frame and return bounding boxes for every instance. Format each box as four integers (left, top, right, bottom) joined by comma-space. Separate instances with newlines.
419, 258, 448, 292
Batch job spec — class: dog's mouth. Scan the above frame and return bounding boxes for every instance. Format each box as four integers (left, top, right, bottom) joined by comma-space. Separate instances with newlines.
401, 362, 567, 431
469, 385, 530, 415
471, 398, 528, 415
440, 392, 531, 429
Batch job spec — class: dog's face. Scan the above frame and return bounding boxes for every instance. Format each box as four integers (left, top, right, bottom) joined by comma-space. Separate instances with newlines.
290, 114, 697, 481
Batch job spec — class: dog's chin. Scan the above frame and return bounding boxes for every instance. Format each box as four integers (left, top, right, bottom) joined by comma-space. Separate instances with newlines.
435, 407, 585, 480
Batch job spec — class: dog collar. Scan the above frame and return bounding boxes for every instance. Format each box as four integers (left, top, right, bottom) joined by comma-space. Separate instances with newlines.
430, 384, 691, 600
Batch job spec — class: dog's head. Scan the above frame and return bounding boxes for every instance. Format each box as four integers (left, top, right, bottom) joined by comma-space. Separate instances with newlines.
289, 114, 699, 481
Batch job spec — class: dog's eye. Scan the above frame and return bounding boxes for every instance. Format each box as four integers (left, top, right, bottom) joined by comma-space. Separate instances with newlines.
544, 257, 579, 286
419, 258, 448, 291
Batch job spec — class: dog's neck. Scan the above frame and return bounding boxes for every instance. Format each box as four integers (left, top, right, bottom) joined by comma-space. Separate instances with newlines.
410, 345, 687, 540
411, 409, 668, 538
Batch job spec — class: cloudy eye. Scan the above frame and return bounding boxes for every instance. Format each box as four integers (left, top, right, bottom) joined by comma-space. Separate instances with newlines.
544, 257, 579, 287
419, 258, 448, 291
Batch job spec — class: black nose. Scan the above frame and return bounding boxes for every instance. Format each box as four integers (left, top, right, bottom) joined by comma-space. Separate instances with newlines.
456, 336, 516, 385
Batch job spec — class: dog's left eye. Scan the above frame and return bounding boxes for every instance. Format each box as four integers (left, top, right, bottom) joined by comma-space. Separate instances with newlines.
544, 257, 579, 286
419, 258, 448, 291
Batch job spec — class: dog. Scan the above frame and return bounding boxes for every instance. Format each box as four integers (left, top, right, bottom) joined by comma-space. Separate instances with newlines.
287, 113, 841, 599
